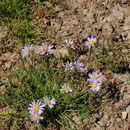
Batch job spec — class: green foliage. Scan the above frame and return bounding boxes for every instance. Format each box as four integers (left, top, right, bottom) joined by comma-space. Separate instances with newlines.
92, 40, 129, 73
0, 54, 102, 129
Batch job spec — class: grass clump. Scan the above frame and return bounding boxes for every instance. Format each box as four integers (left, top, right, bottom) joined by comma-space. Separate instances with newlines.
1, 39, 105, 129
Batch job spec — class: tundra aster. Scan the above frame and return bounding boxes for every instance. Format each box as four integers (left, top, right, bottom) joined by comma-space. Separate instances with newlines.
85, 37, 97, 48
39, 43, 54, 55
22, 45, 34, 57
88, 81, 101, 92
87, 72, 103, 83
60, 83, 72, 93
30, 111, 44, 123
74, 61, 85, 71
63, 61, 74, 71
28, 100, 44, 114
43, 97, 56, 109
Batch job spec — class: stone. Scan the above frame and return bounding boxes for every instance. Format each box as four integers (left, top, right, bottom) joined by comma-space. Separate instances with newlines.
124, 16, 130, 24
123, 93, 130, 101
87, 13, 95, 24
116, 118, 121, 123
83, 9, 88, 16
122, 111, 128, 120
111, 9, 125, 22
126, 106, 130, 122
72, 115, 82, 125
109, 127, 116, 130
4, 62, 11, 69
102, 23, 113, 37
78, 55, 87, 61
53, 47, 69, 58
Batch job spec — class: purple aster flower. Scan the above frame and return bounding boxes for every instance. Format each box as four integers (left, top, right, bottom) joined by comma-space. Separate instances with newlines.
63, 39, 75, 49
85, 37, 97, 48
43, 97, 56, 109
87, 72, 103, 83
60, 83, 73, 93
21, 45, 34, 57
74, 61, 85, 71
30, 111, 44, 123
88, 81, 101, 92
63, 61, 74, 71
28, 100, 44, 114
39, 43, 54, 55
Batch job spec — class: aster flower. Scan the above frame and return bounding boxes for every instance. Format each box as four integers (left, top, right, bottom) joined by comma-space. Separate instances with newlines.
88, 81, 101, 92
60, 83, 73, 93
39, 43, 54, 55
63, 61, 74, 71
43, 97, 56, 109
85, 37, 97, 48
87, 72, 103, 83
22, 45, 34, 57
74, 61, 85, 71
28, 100, 44, 114
63, 39, 75, 49
30, 111, 44, 123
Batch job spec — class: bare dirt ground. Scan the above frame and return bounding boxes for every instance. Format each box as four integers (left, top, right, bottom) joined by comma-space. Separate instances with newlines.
0, 0, 130, 129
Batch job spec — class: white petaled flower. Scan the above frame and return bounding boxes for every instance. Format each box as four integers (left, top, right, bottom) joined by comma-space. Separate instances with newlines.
63, 61, 74, 71
30, 111, 44, 123
88, 81, 101, 92
43, 97, 56, 109
87, 72, 103, 83
22, 45, 34, 57
74, 61, 85, 71
60, 83, 73, 93
63, 39, 75, 49
39, 43, 54, 55
85, 37, 97, 48
28, 100, 44, 114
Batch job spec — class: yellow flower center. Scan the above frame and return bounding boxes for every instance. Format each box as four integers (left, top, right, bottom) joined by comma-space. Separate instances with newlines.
92, 83, 97, 88
33, 113, 39, 119
3, 111, 9, 115
66, 66, 71, 70
33, 105, 39, 110
64, 87, 69, 92
92, 76, 98, 80
27, 49, 31, 54
44, 47, 48, 51
76, 65, 81, 69
89, 40, 94, 45
46, 100, 51, 105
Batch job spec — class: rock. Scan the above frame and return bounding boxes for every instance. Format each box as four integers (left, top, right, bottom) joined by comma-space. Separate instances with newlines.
120, 86, 125, 93
4, 62, 11, 69
123, 93, 130, 101
127, 32, 130, 40
122, 111, 128, 120
102, 23, 113, 38
126, 106, 130, 122
116, 118, 121, 123
78, 55, 87, 61
72, 114, 82, 125
109, 127, 116, 130
9, 53, 20, 62
124, 16, 130, 24
111, 9, 125, 22
123, 25, 129, 31
53, 47, 70, 58
83, 9, 88, 16
87, 13, 95, 24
